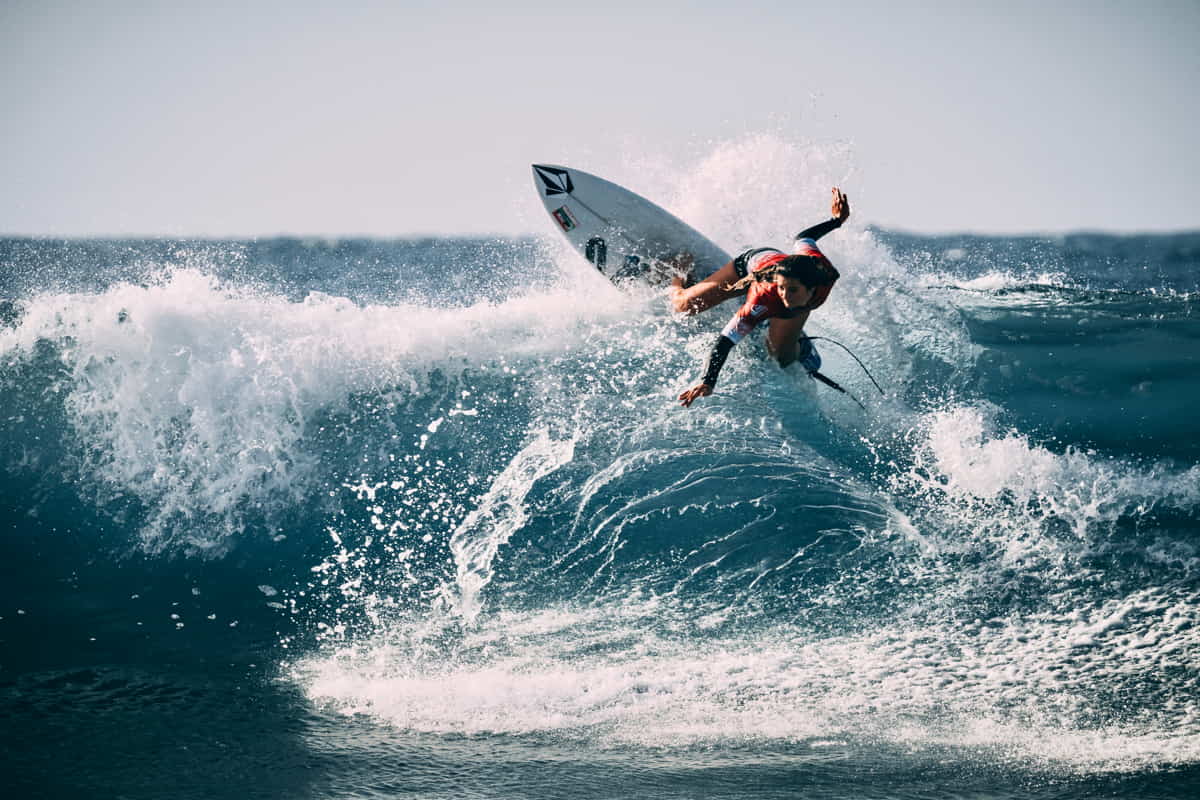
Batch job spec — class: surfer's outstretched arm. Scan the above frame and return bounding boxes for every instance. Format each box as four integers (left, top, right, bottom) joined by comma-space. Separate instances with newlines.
794, 188, 851, 242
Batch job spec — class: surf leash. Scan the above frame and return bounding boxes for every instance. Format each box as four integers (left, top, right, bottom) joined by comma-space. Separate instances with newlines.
801, 335, 886, 410
808, 369, 867, 410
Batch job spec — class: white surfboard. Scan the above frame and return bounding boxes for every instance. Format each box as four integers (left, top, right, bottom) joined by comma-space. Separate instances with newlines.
531, 164, 731, 283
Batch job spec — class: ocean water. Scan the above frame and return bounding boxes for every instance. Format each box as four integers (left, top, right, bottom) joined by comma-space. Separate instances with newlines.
2, 145, 1199, 798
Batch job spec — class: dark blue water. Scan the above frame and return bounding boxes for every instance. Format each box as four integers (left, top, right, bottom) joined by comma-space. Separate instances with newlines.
2, 222, 1198, 798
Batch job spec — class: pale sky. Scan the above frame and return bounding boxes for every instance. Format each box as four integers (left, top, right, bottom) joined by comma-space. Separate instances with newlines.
2, 0, 1197, 237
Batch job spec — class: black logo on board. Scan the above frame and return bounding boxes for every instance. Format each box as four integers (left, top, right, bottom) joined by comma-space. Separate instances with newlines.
534, 165, 574, 196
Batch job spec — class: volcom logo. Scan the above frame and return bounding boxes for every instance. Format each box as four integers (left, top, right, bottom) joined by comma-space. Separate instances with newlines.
534, 165, 574, 196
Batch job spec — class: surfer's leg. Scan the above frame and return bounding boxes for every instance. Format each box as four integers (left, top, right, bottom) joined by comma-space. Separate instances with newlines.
670, 260, 742, 315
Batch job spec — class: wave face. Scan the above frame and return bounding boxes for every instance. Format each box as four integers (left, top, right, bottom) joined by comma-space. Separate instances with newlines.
2, 139, 1199, 797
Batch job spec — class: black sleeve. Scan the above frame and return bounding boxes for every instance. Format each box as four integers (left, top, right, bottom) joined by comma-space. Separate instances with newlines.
701, 335, 737, 387
795, 217, 844, 242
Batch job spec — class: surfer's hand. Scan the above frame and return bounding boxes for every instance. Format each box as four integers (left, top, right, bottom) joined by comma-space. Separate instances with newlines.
678, 382, 713, 407
832, 188, 850, 223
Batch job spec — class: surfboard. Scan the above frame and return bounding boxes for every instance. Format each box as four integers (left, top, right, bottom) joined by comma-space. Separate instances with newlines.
531, 164, 731, 284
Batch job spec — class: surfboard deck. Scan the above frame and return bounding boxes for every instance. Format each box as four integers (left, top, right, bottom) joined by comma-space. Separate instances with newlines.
532, 164, 731, 284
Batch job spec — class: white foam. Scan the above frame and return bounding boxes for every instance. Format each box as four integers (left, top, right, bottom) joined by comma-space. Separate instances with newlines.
900, 406, 1200, 565
290, 591, 1200, 771
0, 268, 632, 553
918, 269, 1070, 293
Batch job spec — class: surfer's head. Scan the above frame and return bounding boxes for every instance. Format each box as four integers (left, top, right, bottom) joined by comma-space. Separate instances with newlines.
768, 255, 839, 309
771, 272, 812, 309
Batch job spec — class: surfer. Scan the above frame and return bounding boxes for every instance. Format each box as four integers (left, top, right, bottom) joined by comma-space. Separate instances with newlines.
673, 188, 850, 407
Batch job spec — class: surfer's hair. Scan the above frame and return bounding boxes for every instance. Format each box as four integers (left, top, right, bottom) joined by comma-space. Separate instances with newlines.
727, 255, 833, 293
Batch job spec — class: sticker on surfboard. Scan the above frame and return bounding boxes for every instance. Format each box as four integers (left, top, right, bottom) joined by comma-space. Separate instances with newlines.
551, 206, 578, 232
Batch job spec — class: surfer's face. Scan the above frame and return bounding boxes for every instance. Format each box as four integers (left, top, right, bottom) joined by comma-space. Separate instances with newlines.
774, 275, 812, 309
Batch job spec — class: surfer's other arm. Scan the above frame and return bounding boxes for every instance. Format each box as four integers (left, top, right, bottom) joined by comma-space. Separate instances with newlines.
678, 335, 734, 407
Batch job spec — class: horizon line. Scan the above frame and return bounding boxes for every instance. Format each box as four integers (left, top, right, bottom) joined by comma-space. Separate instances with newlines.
3, 226, 1199, 242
